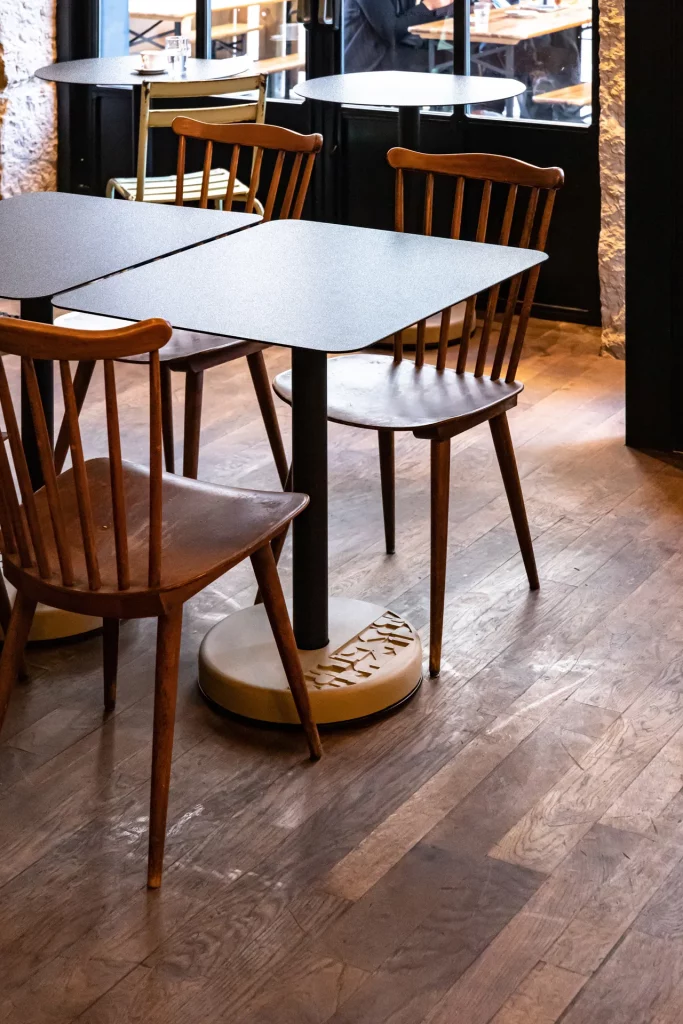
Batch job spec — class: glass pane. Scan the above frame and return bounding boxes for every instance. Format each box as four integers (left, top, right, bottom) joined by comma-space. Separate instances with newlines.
127, 2, 193, 56
343, 0, 454, 75
125, 1, 305, 98
210, 0, 305, 98
465, 0, 593, 124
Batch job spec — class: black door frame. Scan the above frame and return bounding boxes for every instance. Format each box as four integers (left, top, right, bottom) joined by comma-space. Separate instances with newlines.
625, 0, 681, 453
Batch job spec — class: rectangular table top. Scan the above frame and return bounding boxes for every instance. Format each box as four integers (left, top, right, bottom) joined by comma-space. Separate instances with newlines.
411, 4, 591, 45
55, 218, 546, 354
0, 192, 259, 301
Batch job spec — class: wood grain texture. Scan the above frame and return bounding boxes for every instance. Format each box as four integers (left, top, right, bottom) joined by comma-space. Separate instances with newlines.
2, 320, 683, 1023
489, 686, 683, 873
488, 961, 587, 1024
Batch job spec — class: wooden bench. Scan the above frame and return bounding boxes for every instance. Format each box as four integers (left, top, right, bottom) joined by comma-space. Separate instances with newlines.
253, 52, 305, 75
533, 82, 591, 107
188, 22, 262, 44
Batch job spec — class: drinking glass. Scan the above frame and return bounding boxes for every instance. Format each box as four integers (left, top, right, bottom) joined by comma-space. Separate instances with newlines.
165, 36, 190, 76
472, 2, 491, 33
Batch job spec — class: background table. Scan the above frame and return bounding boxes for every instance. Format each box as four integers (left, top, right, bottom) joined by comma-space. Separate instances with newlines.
294, 71, 525, 152
0, 190, 257, 638
56, 218, 546, 723
35, 55, 252, 87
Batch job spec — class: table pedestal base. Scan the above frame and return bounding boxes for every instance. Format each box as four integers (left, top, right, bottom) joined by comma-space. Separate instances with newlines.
198, 596, 422, 725
4, 577, 101, 642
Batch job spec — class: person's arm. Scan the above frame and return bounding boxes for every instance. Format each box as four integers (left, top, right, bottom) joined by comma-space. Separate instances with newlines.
396, 0, 452, 35
353, 0, 451, 46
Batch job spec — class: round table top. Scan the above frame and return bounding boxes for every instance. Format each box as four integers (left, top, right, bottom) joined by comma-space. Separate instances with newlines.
293, 71, 525, 108
35, 55, 253, 87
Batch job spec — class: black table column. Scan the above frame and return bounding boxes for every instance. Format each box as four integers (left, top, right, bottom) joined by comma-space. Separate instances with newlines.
398, 106, 421, 234
19, 296, 54, 490
291, 347, 329, 651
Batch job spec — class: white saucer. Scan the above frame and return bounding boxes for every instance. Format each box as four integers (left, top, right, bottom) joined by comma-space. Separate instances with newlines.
133, 67, 168, 75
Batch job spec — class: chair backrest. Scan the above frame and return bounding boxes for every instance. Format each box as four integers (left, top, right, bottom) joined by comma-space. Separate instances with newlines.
136, 74, 267, 202
172, 118, 323, 220
386, 149, 564, 380
0, 317, 172, 593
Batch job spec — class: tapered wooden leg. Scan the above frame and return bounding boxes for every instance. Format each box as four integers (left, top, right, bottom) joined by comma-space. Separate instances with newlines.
250, 544, 322, 760
182, 370, 204, 479
160, 364, 175, 474
0, 573, 13, 643
247, 350, 289, 487
0, 592, 36, 736
489, 412, 539, 591
0, 574, 28, 681
103, 618, 119, 712
430, 438, 451, 678
54, 359, 96, 474
255, 465, 292, 606
147, 604, 183, 889
378, 429, 395, 554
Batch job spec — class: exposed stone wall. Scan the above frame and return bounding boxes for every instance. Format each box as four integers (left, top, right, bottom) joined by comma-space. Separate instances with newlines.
598, 0, 625, 358
0, 0, 57, 199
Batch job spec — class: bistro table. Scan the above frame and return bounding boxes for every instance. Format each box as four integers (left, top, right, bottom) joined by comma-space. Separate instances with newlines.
56, 218, 546, 723
35, 55, 252, 88
0, 190, 258, 638
294, 70, 524, 154
293, 71, 524, 238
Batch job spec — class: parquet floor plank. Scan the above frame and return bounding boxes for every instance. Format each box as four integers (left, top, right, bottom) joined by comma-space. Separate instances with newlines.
2, 322, 683, 1024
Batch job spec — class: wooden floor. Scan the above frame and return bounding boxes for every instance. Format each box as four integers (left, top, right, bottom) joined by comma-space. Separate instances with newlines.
2, 318, 683, 1023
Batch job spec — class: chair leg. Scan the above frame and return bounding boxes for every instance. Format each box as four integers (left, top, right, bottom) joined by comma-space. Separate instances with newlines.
0, 574, 28, 681
254, 465, 292, 606
147, 604, 183, 889
182, 370, 204, 480
54, 359, 96, 474
160, 365, 175, 474
247, 350, 289, 488
0, 593, 36, 736
430, 438, 451, 678
378, 429, 395, 554
103, 618, 119, 712
250, 544, 322, 760
489, 412, 539, 591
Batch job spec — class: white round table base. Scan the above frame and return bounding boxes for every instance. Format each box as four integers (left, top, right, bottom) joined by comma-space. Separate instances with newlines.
4, 576, 101, 642
198, 596, 423, 725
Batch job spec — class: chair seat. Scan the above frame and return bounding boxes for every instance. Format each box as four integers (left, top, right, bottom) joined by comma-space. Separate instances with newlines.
54, 312, 264, 370
273, 353, 523, 435
108, 167, 249, 204
5, 459, 305, 608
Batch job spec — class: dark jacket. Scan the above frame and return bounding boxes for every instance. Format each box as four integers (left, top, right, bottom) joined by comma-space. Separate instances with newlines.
344, 0, 449, 73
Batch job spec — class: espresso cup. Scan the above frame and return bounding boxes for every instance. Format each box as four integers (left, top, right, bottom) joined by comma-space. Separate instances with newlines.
139, 50, 166, 72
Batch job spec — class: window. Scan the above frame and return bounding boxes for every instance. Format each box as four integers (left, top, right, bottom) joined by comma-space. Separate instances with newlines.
102, 1, 305, 97
342, 0, 593, 126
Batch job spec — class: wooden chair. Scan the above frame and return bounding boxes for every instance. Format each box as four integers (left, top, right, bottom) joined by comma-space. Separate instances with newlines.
273, 149, 564, 677
0, 316, 321, 889
57, 121, 322, 484
106, 73, 267, 207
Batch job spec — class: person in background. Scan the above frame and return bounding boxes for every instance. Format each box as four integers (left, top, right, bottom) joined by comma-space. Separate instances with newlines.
473, 0, 581, 121
344, 0, 454, 73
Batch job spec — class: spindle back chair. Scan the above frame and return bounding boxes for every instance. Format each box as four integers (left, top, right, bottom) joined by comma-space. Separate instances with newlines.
173, 117, 322, 221
388, 149, 563, 375
57, 120, 323, 483
0, 315, 321, 888
273, 149, 564, 678
107, 73, 267, 205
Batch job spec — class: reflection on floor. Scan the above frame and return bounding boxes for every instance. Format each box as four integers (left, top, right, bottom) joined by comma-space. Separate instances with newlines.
2, 319, 683, 1023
